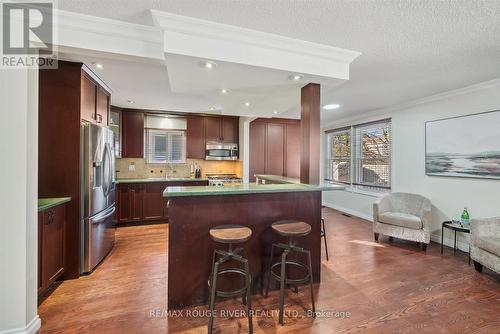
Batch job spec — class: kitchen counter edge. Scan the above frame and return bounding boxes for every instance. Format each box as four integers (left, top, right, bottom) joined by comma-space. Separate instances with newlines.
38, 197, 71, 212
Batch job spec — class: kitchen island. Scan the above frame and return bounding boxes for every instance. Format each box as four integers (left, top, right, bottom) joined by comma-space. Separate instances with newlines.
164, 182, 343, 310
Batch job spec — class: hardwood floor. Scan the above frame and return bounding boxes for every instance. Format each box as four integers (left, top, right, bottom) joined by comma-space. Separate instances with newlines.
38, 209, 500, 333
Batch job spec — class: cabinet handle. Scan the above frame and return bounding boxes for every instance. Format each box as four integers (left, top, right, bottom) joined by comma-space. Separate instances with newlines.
166, 200, 170, 209
45, 210, 55, 225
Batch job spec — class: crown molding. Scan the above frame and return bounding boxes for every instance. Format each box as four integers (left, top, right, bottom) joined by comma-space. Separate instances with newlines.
322, 77, 500, 130
53, 10, 164, 60
151, 10, 361, 80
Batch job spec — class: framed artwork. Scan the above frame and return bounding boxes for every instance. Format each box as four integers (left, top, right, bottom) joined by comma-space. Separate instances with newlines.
425, 110, 500, 180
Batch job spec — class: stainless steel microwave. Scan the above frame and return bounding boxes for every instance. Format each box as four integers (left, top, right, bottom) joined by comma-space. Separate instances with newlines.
205, 142, 239, 160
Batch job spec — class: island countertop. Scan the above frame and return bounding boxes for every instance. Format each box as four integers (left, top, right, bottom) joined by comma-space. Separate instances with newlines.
163, 182, 344, 197
116, 177, 208, 184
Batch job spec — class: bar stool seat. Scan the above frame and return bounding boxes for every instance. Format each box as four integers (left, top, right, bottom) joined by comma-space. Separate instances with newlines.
208, 224, 253, 334
271, 220, 311, 237
209, 224, 252, 243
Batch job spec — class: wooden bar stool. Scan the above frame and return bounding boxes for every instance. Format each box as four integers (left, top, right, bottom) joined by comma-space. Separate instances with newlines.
264, 220, 316, 325
208, 225, 253, 334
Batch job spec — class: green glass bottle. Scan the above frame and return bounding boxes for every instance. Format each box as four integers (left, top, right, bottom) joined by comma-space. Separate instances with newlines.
461, 207, 470, 226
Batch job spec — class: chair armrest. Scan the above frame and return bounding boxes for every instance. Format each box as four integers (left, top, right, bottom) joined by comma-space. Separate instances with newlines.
420, 200, 432, 231
373, 194, 392, 222
471, 217, 500, 241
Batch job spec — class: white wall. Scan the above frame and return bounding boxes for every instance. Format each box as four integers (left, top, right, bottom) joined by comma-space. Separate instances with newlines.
0, 68, 40, 334
322, 79, 500, 250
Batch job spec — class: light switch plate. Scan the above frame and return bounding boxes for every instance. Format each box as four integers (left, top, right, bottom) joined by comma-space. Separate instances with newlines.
129, 164, 135, 171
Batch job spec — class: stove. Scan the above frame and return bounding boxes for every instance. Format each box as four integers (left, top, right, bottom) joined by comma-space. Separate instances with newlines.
206, 174, 242, 186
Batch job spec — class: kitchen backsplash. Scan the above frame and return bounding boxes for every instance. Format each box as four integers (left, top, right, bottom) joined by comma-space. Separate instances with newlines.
116, 158, 242, 179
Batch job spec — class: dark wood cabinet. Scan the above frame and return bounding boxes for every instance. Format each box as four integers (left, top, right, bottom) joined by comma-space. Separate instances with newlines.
81, 74, 97, 123
186, 115, 239, 158
249, 121, 267, 180
117, 180, 208, 224
143, 183, 166, 220
266, 123, 285, 176
221, 117, 239, 143
205, 117, 222, 142
96, 86, 110, 126
37, 212, 43, 295
38, 203, 66, 300
122, 112, 144, 158
118, 183, 145, 222
81, 74, 110, 126
285, 123, 301, 178
249, 118, 301, 181
186, 117, 206, 159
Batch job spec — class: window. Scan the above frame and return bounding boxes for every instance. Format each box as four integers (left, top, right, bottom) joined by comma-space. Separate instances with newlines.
326, 119, 391, 191
145, 129, 186, 164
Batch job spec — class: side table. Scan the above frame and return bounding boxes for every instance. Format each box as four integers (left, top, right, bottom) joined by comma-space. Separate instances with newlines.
441, 221, 470, 264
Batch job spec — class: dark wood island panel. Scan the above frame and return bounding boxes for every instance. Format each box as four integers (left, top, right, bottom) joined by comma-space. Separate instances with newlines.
167, 191, 322, 310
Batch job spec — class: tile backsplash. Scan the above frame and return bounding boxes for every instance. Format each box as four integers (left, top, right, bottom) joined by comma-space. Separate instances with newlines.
115, 158, 242, 179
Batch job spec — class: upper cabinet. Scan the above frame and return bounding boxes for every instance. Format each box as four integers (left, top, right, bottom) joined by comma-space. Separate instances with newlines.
186, 115, 240, 159
96, 86, 110, 126
81, 71, 111, 126
114, 111, 239, 160
121, 111, 144, 158
205, 117, 222, 143
221, 117, 239, 143
204, 116, 239, 143
81, 74, 97, 123
186, 116, 206, 159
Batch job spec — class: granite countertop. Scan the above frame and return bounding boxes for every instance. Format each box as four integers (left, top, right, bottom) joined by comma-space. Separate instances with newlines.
254, 174, 346, 190
164, 183, 344, 198
116, 177, 208, 184
254, 174, 300, 184
38, 197, 71, 212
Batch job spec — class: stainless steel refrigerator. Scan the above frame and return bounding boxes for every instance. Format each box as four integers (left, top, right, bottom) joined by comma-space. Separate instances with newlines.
80, 122, 116, 273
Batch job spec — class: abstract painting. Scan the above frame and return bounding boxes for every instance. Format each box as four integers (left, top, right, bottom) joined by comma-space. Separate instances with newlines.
425, 110, 500, 180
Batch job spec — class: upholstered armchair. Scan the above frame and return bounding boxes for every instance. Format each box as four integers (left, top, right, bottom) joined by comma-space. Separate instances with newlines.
373, 192, 432, 251
470, 217, 500, 275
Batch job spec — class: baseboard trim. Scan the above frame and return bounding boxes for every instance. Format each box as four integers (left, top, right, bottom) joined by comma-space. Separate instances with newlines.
322, 201, 372, 222
0, 316, 41, 334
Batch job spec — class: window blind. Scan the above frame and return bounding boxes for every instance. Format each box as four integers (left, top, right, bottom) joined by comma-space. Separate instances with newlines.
327, 128, 351, 184
145, 128, 186, 164
325, 118, 392, 190
352, 119, 391, 189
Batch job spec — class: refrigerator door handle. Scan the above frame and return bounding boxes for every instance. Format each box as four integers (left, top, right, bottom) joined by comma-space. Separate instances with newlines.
102, 143, 113, 196
91, 205, 116, 223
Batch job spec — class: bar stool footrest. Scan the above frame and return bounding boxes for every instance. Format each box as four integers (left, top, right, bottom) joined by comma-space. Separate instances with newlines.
208, 268, 251, 298
270, 261, 311, 285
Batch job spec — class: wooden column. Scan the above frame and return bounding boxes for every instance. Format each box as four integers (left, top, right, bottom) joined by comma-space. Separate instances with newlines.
300, 83, 321, 184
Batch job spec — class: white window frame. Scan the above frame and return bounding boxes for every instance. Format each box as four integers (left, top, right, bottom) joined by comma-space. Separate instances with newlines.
145, 128, 186, 164
326, 119, 392, 195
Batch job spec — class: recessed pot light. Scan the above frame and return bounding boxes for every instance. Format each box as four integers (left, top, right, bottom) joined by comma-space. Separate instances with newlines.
244, 101, 251, 107
273, 110, 279, 115
323, 104, 340, 110
221, 89, 228, 94
92, 62, 103, 69
200, 60, 217, 69
127, 100, 135, 104
209, 106, 216, 111
289, 74, 303, 81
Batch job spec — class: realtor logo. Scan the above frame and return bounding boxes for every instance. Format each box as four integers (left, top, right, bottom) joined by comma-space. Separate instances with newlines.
1, 1, 57, 68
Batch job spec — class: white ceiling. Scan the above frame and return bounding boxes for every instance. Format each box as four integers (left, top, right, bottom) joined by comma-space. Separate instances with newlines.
58, 0, 500, 123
